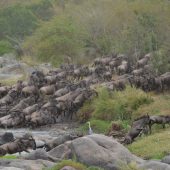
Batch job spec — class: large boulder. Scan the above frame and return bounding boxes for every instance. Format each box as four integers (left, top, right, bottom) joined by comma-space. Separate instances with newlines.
138, 160, 170, 170
162, 155, 170, 164
49, 134, 143, 170
0, 159, 55, 170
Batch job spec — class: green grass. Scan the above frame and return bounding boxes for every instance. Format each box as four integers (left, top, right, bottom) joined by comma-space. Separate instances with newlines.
134, 93, 170, 117
78, 119, 111, 135
0, 155, 17, 159
78, 86, 152, 123
0, 40, 13, 55
49, 160, 86, 170
120, 161, 144, 170
0, 75, 26, 86
77, 87, 170, 160
48, 160, 103, 170
93, 86, 153, 121
128, 128, 170, 160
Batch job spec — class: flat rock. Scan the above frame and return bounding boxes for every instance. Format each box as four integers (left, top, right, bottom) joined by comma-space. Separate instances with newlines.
0, 159, 55, 170
0, 167, 23, 170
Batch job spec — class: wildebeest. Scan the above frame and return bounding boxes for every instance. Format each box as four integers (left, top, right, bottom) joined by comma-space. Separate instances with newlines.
117, 60, 128, 75
29, 70, 45, 87
137, 53, 151, 68
39, 85, 56, 96
22, 85, 39, 101
9, 97, 35, 113
149, 115, 170, 133
103, 71, 112, 81
44, 75, 57, 85
0, 132, 14, 145
54, 86, 70, 98
44, 134, 78, 151
0, 89, 18, 106
160, 72, 170, 90
0, 86, 11, 99
0, 134, 36, 156
124, 114, 150, 144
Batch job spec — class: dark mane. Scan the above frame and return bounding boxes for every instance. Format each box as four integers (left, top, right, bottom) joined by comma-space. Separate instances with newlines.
134, 115, 149, 121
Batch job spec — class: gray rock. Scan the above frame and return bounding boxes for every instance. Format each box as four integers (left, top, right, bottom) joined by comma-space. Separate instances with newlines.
23, 149, 61, 162
49, 134, 143, 170
0, 167, 23, 170
48, 142, 72, 160
61, 166, 77, 170
35, 140, 45, 148
138, 160, 170, 170
162, 155, 170, 164
0, 159, 55, 170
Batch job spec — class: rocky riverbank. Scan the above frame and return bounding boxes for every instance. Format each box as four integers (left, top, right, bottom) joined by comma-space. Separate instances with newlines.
0, 134, 170, 170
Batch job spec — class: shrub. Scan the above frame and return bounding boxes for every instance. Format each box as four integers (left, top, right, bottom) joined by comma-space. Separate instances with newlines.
77, 100, 95, 123
151, 49, 170, 75
23, 15, 86, 66
93, 86, 153, 121
0, 5, 39, 39
29, 0, 54, 21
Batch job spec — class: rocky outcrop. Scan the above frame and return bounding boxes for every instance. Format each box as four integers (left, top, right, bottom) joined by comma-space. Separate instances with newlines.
0, 159, 55, 170
48, 134, 143, 170
138, 160, 170, 170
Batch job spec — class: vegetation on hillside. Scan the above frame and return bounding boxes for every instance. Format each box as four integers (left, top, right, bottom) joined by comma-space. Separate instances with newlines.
128, 128, 170, 159
1, 0, 170, 163
78, 88, 170, 159
78, 86, 153, 134
0, 0, 169, 71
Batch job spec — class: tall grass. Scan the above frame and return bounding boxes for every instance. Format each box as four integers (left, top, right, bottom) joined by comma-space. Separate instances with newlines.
93, 86, 153, 121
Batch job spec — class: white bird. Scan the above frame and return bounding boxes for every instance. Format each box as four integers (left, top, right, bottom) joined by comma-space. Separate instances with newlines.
87, 121, 93, 135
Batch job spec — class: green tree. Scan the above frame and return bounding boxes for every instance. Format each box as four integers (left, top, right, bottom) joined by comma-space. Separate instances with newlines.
24, 15, 86, 66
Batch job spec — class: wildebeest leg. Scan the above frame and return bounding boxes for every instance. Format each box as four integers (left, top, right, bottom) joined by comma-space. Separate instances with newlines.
5, 103, 7, 115
149, 124, 152, 134
24, 149, 30, 153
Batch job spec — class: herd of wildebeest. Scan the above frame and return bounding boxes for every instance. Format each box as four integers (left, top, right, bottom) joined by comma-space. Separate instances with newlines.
0, 53, 169, 149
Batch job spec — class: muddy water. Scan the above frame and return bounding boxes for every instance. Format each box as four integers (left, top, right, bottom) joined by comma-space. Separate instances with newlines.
0, 122, 80, 156
0, 122, 80, 141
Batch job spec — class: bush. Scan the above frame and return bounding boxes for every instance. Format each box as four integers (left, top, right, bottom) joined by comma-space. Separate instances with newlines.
151, 49, 170, 75
93, 86, 153, 121
29, 0, 54, 21
23, 15, 86, 66
0, 40, 13, 55
0, 5, 39, 39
